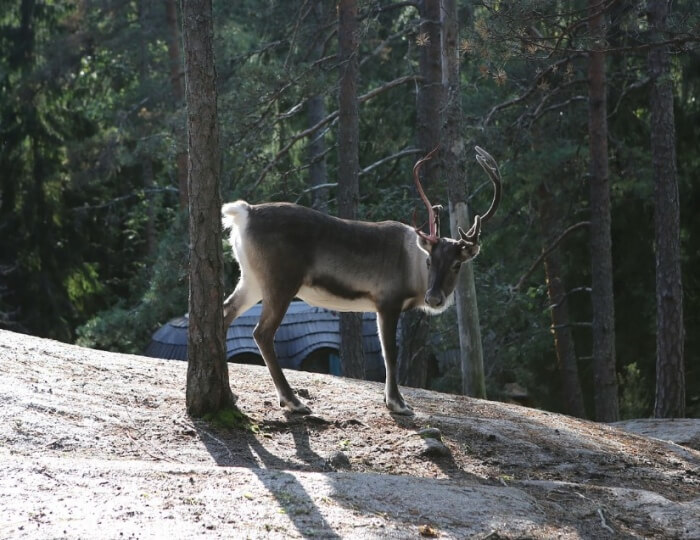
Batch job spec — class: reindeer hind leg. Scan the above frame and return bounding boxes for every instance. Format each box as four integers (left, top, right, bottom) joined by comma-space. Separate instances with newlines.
223, 277, 262, 329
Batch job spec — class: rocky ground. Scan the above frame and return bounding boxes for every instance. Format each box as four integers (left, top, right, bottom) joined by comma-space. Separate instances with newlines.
1, 329, 698, 539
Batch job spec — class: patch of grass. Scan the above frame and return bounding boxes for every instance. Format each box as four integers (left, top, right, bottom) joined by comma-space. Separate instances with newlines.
619, 362, 652, 419
202, 406, 258, 432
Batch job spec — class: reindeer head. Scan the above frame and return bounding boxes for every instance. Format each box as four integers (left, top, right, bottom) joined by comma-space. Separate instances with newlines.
413, 146, 501, 310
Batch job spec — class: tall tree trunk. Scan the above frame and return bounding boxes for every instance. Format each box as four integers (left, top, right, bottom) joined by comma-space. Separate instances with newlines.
398, 0, 442, 389
308, 95, 329, 212
416, 0, 442, 182
647, 0, 685, 418
537, 184, 586, 418
441, 0, 485, 398
138, 0, 156, 256
165, 0, 189, 210
307, 1, 329, 213
337, 0, 365, 379
587, 0, 619, 422
182, 0, 236, 416
397, 313, 430, 387
448, 202, 485, 397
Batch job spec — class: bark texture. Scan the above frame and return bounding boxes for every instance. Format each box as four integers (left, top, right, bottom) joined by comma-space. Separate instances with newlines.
307, 94, 329, 213
307, 1, 330, 213
398, 0, 442, 389
138, 1, 156, 256
647, 0, 685, 418
416, 0, 442, 183
442, 0, 485, 398
182, 0, 236, 416
166, 0, 189, 209
337, 0, 365, 379
537, 184, 586, 418
449, 202, 486, 397
587, 1, 619, 422
397, 314, 430, 388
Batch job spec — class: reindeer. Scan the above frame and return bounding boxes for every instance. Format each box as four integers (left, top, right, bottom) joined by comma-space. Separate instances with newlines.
222, 147, 501, 415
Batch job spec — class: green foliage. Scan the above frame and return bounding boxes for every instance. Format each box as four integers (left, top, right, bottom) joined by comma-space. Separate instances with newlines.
1, 0, 183, 340
430, 365, 462, 395
619, 363, 652, 420
76, 214, 188, 353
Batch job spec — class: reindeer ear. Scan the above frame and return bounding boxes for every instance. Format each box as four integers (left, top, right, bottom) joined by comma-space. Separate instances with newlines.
458, 237, 481, 261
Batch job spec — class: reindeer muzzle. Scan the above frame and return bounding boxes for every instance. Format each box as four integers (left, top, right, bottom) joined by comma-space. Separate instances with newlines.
424, 290, 445, 309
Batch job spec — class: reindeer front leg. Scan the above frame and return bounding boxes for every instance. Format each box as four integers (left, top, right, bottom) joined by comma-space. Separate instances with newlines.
254, 294, 311, 414
377, 307, 414, 415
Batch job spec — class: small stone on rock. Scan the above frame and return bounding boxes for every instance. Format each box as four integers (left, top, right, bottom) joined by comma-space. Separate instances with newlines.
420, 438, 451, 458
326, 451, 351, 470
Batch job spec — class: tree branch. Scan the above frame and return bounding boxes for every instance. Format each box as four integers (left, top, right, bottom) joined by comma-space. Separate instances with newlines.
482, 54, 584, 126
358, 74, 422, 102
246, 75, 423, 196
70, 187, 179, 212
551, 322, 593, 330
548, 286, 592, 309
295, 182, 339, 203
359, 147, 423, 176
608, 75, 651, 118
514, 221, 590, 291
360, 1, 419, 19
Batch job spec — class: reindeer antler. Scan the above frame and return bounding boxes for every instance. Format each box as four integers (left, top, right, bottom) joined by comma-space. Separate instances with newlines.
412, 146, 440, 245
473, 146, 501, 225
459, 146, 502, 243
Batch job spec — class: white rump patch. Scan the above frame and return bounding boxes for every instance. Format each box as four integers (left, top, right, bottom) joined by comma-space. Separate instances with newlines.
222, 200, 250, 266
222, 200, 250, 232
221, 200, 262, 303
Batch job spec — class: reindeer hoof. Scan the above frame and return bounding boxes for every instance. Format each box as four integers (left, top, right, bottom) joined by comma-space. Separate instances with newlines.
385, 397, 414, 416
280, 397, 311, 415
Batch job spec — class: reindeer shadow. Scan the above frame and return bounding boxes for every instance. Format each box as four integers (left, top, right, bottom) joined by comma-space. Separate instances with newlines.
191, 380, 481, 538
193, 413, 341, 540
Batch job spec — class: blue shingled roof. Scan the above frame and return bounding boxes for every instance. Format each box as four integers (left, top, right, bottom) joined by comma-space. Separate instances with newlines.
144, 301, 384, 379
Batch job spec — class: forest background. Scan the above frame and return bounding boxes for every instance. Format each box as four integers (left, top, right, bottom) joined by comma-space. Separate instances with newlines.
1, 0, 698, 420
